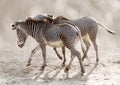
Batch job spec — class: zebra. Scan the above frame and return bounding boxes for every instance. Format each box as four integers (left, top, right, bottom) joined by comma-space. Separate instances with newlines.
12, 16, 85, 75
52, 16, 116, 63
25, 15, 116, 66
16, 15, 81, 67
16, 27, 68, 67
17, 14, 85, 67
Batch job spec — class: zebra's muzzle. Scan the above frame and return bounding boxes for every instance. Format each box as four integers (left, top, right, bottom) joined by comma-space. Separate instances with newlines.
17, 41, 24, 48
11, 24, 16, 30
12, 27, 16, 30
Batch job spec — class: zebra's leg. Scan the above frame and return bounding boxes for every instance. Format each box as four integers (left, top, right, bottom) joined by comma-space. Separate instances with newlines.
53, 47, 62, 60
82, 37, 91, 61
65, 47, 85, 75
40, 44, 47, 70
27, 45, 40, 66
64, 54, 74, 72
62, 47, 66, 67
90, 35, 99, 63
92, 41, 98, 62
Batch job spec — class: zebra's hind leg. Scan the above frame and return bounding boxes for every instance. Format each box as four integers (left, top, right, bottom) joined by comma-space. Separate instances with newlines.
27, 45, 40, 66
89, 34, 99, 63
92, 41, 98, 62
82, 37, 91, 61
65, 47, 85, 75
64, 54, 74, 72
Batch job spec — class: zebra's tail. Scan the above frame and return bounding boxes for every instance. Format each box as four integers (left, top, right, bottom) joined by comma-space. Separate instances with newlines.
89, 17, 116, 35
97, 23, 116, 35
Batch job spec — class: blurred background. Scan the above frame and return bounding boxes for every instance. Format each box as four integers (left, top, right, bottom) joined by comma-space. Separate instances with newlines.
0, 1, 120, 84
0, 0, 120, 49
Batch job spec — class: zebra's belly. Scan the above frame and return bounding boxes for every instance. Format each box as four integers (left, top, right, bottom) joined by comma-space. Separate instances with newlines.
47, 40, 64, 47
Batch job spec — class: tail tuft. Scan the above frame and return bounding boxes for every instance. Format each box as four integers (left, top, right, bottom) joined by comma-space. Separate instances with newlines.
88, 17, 116, 35
107, 30, 116, 35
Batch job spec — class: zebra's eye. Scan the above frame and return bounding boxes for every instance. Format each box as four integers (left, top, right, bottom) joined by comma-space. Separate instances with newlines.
12, 24, 14, 27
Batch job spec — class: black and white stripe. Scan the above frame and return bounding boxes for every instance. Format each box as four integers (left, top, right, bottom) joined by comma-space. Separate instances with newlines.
12, 18, 85, 75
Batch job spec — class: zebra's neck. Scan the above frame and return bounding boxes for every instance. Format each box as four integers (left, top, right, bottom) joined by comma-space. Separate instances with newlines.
21, 21, 43, 39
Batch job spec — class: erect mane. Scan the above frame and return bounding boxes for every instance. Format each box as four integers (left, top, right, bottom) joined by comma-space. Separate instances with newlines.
25, 16, 54, 23
25, 19, 45, 23
25, 17, 44, 22
54, 16, 69, 20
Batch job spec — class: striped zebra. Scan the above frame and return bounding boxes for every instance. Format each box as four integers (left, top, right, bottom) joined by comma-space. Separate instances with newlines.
53, 16, 116, 63
16, 15, 116, 68
27, 15, 116, 65
16, 28, 65, 63
17, 14, 85, 67
16, 28, 70, 67
12, 16, 85, 75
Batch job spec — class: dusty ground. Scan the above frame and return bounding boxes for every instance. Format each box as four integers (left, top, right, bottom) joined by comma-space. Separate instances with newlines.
0, 44, 120, 85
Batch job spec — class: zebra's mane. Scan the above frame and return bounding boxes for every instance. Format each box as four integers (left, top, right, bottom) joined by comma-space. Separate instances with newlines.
54, 16, 69, 21
25, 19, 46, 23
26, 16, 54, 23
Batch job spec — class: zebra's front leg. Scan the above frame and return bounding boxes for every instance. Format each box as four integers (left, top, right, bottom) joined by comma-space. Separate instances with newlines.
64, 54, 74, 72
53, 47, 62, 60
27, 45, 40, 66
65, 48, 85, 75
40, 44, 47, 71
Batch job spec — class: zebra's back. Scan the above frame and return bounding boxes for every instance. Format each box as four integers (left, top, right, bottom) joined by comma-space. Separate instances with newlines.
71, 17, 98, 36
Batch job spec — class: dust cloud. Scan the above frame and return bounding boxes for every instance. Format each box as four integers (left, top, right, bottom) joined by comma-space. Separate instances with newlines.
0, 0, 120, 85
0, 0, 120, 48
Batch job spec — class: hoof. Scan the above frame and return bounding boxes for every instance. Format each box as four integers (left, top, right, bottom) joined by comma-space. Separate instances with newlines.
64, 67, 69, 72
40, 66, 45, 71
82, 69, 85, 73
61, 63, 65, 67
82, 55, 87, 61
59, 56, 62, 60
82, 56, 86, 61
26, 63, 31, 66
81, 69, 85, 76
81, 72, 84, 76
82, 58, 85, 61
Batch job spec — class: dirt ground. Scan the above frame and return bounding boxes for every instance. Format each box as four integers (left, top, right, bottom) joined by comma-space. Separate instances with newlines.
0, 44, 120, 85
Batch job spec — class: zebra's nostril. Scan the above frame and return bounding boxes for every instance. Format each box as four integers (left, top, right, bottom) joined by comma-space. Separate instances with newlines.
18, 44, 24, 48
12, 27, 16, 30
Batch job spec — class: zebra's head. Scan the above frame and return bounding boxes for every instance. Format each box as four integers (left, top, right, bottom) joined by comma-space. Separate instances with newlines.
16, 29, 27, 48
12, 21, 27, 48
12, 21, 20, 30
